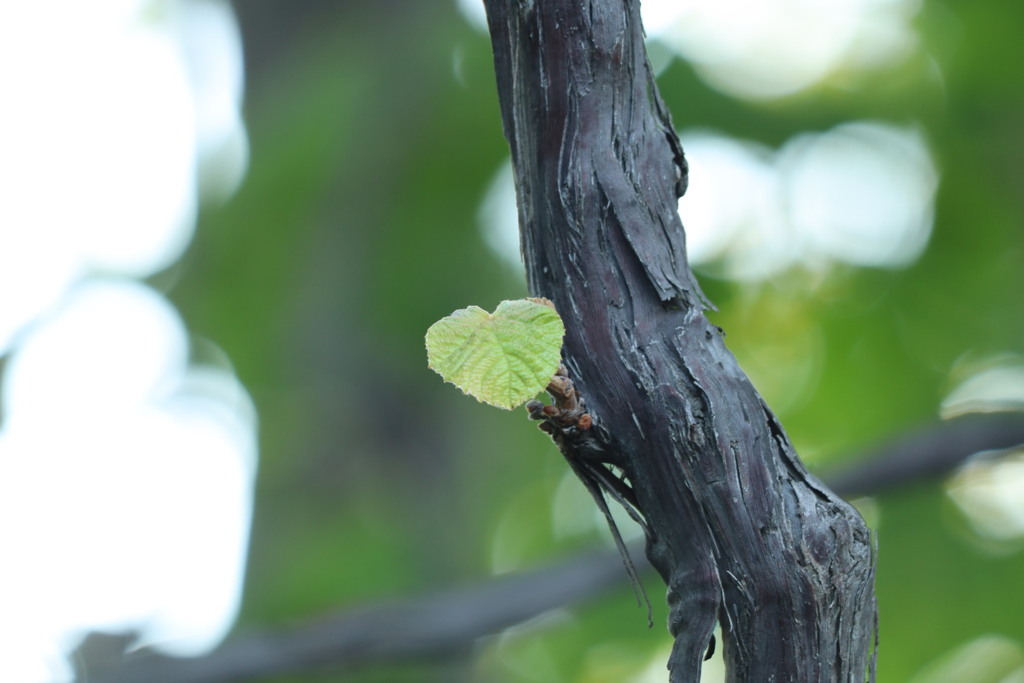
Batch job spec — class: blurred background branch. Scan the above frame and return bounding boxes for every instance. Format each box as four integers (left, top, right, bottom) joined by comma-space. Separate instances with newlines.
76, 544, 637, 683
825, 411, 1024, 498
78, 410, 1024, 683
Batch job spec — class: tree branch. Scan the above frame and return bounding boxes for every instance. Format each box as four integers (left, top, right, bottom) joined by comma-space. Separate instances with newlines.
482, 1, 876, 679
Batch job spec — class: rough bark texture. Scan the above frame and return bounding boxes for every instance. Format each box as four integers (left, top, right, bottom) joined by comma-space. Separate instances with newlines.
483, 1, 878, 681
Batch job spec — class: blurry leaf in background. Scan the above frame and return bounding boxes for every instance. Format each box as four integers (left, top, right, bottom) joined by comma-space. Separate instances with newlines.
644, 0, 922, 100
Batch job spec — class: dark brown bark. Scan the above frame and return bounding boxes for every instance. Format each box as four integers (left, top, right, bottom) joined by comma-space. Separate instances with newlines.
482, 1, 878, 680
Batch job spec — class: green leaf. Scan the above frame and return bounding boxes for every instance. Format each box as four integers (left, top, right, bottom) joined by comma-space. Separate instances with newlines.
426, 298, 565, 410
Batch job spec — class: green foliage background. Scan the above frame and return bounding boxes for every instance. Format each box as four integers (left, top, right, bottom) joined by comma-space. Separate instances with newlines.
173, 1, 1024, 680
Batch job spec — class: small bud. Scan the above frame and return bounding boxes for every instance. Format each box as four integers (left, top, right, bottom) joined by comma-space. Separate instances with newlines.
525, 400, 546, 419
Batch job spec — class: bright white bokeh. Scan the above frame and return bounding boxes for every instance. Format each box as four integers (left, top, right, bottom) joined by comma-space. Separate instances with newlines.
942, 357, 1024, 418
948, 450, 1024, 544
679, 132, 798, 280
942, 356, 1024, 544
0, 2, 254, 682
456, 0, 921, 100
910, 634, 1024, 683
682, 122, 936, 279
479, 162, 522, 273
480, 122, 937, 282
0, 0, 247, 353
175, 0, 249, 203
2, 283, 189, 417
0, 282, 257, 674
0, 1, 195, 292
672, 134, 778, 266
781, 122, 937, 268
648, 0, 921, 99
455, 0, 488, 32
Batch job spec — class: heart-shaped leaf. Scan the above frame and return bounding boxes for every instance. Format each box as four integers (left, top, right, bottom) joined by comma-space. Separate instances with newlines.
425, 298, 565, 409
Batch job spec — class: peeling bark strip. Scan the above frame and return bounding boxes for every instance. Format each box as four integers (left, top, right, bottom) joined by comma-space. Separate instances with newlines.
482, 1, 878, 680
